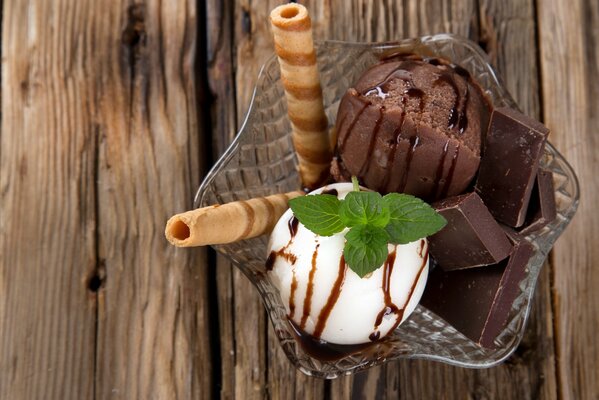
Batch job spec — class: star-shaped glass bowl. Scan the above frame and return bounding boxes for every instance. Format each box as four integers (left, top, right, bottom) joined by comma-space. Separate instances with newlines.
194, 34, 579, 378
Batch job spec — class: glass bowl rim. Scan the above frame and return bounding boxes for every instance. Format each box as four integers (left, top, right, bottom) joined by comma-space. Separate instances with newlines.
193, 33, 580, 376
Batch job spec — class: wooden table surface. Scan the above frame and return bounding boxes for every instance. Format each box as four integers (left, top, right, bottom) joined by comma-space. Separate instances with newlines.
1, 0, 598, 399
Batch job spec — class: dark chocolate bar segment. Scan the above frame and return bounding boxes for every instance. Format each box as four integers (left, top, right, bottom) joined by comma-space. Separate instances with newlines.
475, 107, 549, 227
421, 233, 534, 348
429, 192, 512, 271
519, 169, 557, 235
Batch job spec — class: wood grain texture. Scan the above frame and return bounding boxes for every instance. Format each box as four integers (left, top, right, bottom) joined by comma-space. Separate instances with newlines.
231, 2, 269, 398
205, 1, 238, 398
1, 0, 213, 399
538, 0, 599, 398
0, 1, 97, 398
207, 1, 271, 398
92, 1, 212, 399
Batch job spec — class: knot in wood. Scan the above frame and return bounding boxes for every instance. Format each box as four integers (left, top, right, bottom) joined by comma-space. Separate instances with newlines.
122, 4, 146, 48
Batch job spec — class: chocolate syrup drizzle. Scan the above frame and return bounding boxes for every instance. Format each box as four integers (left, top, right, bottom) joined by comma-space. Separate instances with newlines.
289, 320, 374, 362
439, 143, 460, 199
265, 216, 299, 287
266, 215, 300, 270
417, 239, 426, 257
288, 216, 299, 237
265, 248, 297, 271
429, 140, 462, 199
425, 57, 442, 66
354, 63, 426, 186
339, 101, 370, 152
369, 240, 429, 341
358, 106, 384, 177
397, 134, 420, 193
278, 236, 430, 360
361, 65, 416, 95
431, 140, 451, 199
379, 124, 403, 191
289, 274, 299, 318
265, 252, 277, 271
312, 255, 348, 339
268, 190, 430, 359
300, 244, 320, 329
366, 55, 472, 135
434, 71, 470, 133
370, 249, 400, 340
321, 188, 339, 196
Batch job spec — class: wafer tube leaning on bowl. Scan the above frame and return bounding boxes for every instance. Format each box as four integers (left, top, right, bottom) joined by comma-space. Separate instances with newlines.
165, 191, 305, 247
270, 3, 332, 189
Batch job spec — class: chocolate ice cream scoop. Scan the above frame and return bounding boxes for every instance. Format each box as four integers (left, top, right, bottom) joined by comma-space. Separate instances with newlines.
331, 55, 491, 201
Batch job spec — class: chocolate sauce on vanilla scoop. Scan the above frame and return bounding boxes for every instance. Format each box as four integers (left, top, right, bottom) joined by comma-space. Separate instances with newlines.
284, 243, 429, 360
266, 183, 430, 356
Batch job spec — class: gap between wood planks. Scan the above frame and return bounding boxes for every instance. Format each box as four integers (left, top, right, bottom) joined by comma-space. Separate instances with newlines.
198, 1, 224, 398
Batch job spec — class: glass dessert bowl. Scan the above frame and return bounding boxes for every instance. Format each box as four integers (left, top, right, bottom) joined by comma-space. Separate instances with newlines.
194, 34, 579, 378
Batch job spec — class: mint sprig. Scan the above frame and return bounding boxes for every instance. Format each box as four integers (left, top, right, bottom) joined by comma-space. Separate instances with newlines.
383, 193, 448, 244
343, 225, 389, 277
286, 194, 344, 236
339, 191, 390, 228
288, 178, 447, 278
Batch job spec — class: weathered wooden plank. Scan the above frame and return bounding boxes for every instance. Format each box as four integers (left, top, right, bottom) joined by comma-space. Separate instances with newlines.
330, 376, 355, 400
402, 0, 479, 39
538, 0, 599, 398
207, 1, 274, 398
92, 1, 211, 399
0, 1, 98, 398
206, 0, 237, 398
228, 1, 269, 398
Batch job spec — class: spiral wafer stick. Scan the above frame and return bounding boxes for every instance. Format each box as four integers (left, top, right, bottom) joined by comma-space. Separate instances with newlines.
270, 3, 332, 189
165, 191, 304, 247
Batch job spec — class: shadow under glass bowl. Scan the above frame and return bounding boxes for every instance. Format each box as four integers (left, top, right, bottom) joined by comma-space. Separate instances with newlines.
194, 34, 579, 378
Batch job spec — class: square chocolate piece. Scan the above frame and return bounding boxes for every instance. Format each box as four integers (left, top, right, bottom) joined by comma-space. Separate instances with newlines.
429, 192, 512, 271
475, 107, 549, 228
519, 169, 557, 235
421, 233, 534, 348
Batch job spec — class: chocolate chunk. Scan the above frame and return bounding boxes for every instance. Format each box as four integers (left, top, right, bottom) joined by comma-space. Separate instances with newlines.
421, 233, 534, 348
429, 192, 512, 271
519, 169, 557, 235
475, 107, 549, 227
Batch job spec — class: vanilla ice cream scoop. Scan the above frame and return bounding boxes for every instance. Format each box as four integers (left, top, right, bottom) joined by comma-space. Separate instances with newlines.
266, 183, 429, 345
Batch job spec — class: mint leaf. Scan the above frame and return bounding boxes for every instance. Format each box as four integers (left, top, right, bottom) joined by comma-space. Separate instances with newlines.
343, 225, 389, 277
382, 193, 447, 244
287, 178, 446, 278
288, 195, 345, 236
339, 192, 390, 228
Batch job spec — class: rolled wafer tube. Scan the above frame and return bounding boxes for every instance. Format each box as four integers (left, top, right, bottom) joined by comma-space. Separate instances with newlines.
165, 191, 304, 247
270, 3, 332, 189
